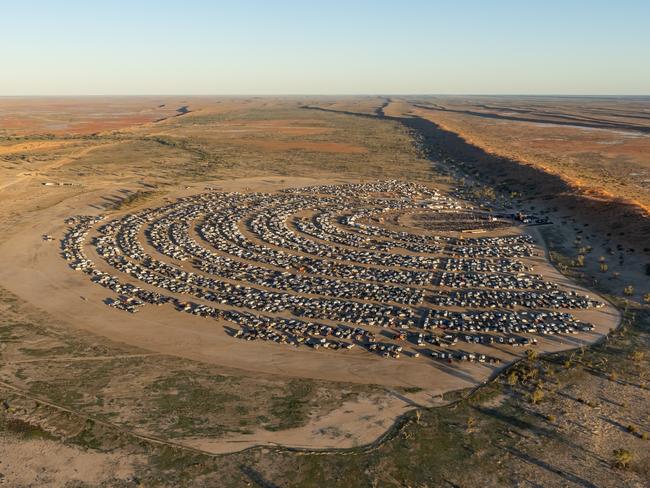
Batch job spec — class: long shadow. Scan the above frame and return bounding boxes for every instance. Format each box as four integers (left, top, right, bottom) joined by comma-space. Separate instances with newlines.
505, 447, 600, 488
426, 357, 483, 384
375, 98, 390, 118
302, 104, 381, 120
583, 366, 639, 389
475, 406, 539, 432
597, 394, 624, 408
240, 465, 282, 488
476, 405, 609, 466
599, 415, 637, 435
412, 103, 650, 134
441, 479, 462, 488
536, 332, 592, 349
475, 102, 650, 122
470, 102, 648, 126
384, 388, 427, 408
392, 114, 650, 253
302, 104, 650, 249
555, 390, 590, 405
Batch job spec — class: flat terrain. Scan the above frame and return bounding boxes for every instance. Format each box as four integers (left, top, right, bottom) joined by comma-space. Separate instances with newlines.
0, 175, 619, 386
399, 96, 650, 208
397, 96, 650, 243
0, 96, 648, 487
0, 96, 203, 136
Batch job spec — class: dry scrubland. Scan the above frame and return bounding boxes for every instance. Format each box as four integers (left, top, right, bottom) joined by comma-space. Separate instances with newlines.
414, 98, 649, 297
0, 97, 197, 136
0, 97, 648, 487
406, 96, 650, 211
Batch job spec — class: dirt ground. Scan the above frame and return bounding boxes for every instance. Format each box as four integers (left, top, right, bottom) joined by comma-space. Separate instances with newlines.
402, 96, 650, 213
0, 96, 209, 136
0, 96, 647, 487
0, 174, 619, 392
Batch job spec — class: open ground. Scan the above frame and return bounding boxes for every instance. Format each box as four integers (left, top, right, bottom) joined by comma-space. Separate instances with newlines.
0, 96, 648, 487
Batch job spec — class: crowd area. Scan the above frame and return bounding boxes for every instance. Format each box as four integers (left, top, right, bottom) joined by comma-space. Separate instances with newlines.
59, 181, 602, 363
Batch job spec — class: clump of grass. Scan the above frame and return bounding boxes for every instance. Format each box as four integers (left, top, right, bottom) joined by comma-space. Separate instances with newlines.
1, 417, 55, 441
612, 448, 633, 469
266, 380, 315, 431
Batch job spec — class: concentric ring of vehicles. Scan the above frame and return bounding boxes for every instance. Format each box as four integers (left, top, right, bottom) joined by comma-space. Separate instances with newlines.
61, 181, 604, 364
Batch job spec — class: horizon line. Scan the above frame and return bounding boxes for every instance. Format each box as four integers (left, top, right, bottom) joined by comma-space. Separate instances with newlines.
1, 93, 649, 98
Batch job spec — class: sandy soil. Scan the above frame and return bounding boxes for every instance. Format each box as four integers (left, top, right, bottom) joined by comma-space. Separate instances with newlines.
408, 99, 650, 213
231, 139, 368, 153
0, 437, 140, 487
182, 391, 443, 453
0, 140, 83, 155
0, 174, 622, 452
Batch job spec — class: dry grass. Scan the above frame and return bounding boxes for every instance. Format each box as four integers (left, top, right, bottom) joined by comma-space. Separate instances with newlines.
407, 96, 650, 212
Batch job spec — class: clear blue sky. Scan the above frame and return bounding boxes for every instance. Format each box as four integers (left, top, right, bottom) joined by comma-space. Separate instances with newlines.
2, 0, 649, 95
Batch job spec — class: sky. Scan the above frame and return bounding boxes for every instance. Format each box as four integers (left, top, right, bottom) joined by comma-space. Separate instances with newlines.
1, 0, 649, 95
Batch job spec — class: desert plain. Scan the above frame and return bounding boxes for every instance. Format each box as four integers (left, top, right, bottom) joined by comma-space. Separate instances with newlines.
0, 96, 648, 487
